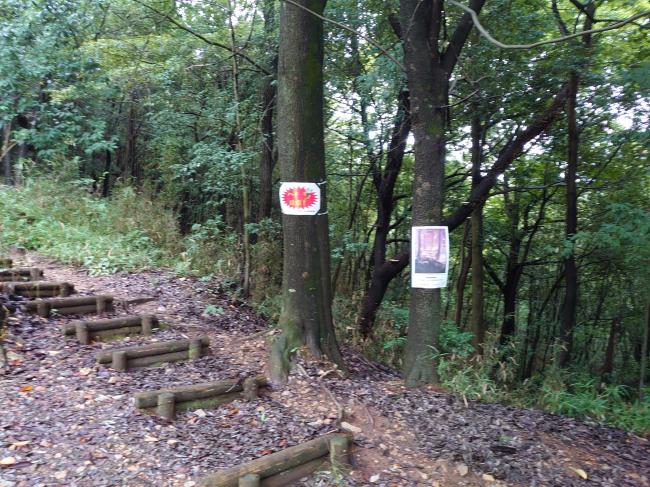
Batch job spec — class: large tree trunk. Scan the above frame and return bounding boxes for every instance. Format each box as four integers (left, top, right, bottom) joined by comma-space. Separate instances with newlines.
400, 0, 449, 386
400, 0, 487, 386
400, 0, 447, 386
270, 0, 344, 383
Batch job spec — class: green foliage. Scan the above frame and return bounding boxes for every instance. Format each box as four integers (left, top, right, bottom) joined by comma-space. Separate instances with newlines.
538, 373, 650, 435
0, 180, 177, 274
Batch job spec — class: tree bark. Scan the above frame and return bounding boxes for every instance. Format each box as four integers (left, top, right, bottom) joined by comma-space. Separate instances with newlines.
257, 74, 276, 221
270, 0, 344, 383
469, 113, 486, 353
641, 298, 649, 400
558, 71, 580, 367
399, 0, 487, 386
454, 221, 471, 327
257, 0, 277, 221
600, 315, 621, 383
400, 0, 446, 386
357, 90, 411, 337
2, 121, 13, 185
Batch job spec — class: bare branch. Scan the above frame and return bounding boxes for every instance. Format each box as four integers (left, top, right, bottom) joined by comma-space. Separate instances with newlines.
447, 0, 649, 50
132, 0, 271, 75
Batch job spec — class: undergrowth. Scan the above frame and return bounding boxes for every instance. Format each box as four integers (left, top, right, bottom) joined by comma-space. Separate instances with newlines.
341, 298, 650, 436
0, 180, 178, 274
0, 180, 244, 279
433, 325, 650, 436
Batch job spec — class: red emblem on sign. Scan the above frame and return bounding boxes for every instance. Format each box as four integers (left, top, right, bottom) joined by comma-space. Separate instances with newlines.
281, 186, 318, 210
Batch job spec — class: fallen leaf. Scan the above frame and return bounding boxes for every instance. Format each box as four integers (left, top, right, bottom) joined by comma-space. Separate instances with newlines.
9, 441, 30, 450
456, 463, 469, 476
482, 473, 496, 482
19, 385, 33, 392
0, 457, 17, 467
369, 474, 380, 483
54, 470, 67, 480
194, 409, 207, 418
144, 435, 159, 443
79, 368, 93, 376
571, 467, 588, 480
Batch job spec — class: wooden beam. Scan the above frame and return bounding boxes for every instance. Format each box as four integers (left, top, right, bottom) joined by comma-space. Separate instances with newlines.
199, 433, 350, 487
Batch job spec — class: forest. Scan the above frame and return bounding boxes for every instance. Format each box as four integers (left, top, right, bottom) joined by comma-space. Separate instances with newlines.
1, 0, 649, 452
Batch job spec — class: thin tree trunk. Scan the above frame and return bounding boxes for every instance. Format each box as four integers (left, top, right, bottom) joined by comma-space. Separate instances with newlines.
454, 221, 471, 327
257, 0, 277, 221
600, 315, 621, 383
102, 149, 112, 197
257, 74, 276, 221
2, 121, 13, 185
558, 71, 580, 367
556, 0, 595, 368
470, 113, 486, 352
640, 298, 649, 400
227, 0, 251, 297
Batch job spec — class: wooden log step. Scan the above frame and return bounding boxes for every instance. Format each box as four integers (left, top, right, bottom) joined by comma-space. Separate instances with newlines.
134, 376, 268, 418
96, 337, 210, 370
61, 314, 159, 344
0, 268, 43, 282
198, 433, 350, 487
1, 281, 74, 298
0, 258, 12, 268
23, 295, 114, 317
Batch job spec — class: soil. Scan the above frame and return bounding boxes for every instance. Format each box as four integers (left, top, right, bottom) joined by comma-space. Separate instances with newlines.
0, 252, 648, 487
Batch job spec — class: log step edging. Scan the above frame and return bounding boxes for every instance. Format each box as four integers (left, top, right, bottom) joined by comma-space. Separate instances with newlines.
198, 433, 351, 487
96, 337, 210, 371
1, 281, 74, 298
0, 258, 12, 268
22, 295, 114, 317
62, 314, 159, 344
0, 268, 43, 282
134, 376, 268, 420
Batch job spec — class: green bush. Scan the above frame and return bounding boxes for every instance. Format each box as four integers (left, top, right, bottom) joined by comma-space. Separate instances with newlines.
0, 180, 174, 274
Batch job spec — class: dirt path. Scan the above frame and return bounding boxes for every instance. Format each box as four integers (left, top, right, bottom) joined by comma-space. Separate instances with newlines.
1, 253, 648, 487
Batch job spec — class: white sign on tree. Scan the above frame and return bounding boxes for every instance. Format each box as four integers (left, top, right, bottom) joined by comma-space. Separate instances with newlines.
279, 182, 321, 216
411, 226, 450, 289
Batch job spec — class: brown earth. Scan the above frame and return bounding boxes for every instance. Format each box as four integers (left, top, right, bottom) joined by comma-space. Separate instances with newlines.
0, 252, 648, 487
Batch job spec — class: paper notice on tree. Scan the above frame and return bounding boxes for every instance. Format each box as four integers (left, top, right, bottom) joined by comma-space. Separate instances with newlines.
411, 226, 449, 289
279, 182, 321, 215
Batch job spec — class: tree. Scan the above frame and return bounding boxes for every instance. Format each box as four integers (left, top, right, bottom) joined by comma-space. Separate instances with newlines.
400, 0, 487, 385
270, 0, 345, 383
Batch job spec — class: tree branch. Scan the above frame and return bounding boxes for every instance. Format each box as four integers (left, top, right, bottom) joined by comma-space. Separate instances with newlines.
132, 0, 271, 75
447, 0, 649, 50
443, 0, 488, 73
